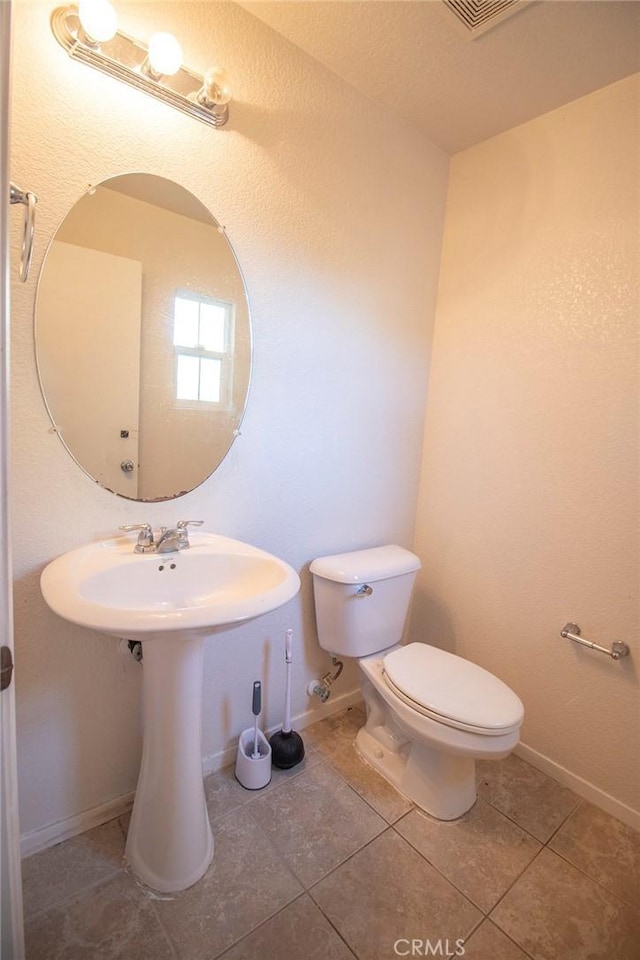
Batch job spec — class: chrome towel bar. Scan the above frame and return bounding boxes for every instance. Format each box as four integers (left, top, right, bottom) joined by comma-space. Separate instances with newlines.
560, 622, 630, 661
10, 181, 38, 282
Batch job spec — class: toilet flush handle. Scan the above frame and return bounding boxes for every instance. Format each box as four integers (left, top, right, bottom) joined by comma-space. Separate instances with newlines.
356, 584, 373, 597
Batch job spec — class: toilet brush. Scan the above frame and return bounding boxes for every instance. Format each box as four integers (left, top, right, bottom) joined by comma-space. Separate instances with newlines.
235, 679, 271, 790
270, 629, 305, 769
252, 680, 261, 758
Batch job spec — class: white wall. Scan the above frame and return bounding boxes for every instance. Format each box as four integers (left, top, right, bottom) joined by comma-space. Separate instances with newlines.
9, 1, 448, 840
410, 75, 639, 825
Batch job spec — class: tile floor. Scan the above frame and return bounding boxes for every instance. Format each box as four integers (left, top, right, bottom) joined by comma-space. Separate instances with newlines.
22, 705, 640, 960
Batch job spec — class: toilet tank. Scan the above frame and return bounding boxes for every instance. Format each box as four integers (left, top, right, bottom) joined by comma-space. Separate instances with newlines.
310, 545, 421, 658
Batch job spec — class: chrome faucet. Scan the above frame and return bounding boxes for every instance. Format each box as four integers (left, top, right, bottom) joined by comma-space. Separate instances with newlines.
155, 528, 183, 553
119, 520, 204, 554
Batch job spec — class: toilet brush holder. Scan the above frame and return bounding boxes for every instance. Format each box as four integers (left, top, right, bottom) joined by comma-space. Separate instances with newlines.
235, 728, 272, 790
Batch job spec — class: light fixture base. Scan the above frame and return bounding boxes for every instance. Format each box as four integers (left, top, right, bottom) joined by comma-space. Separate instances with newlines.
51, 5, 230, 128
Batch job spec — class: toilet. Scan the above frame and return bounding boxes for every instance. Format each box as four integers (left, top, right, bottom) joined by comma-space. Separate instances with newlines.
310, 544, 524, 820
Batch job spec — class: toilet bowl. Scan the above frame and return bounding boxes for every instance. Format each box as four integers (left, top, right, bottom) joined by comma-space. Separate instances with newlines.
357, 643, 523, 819
310, 545, 524, 820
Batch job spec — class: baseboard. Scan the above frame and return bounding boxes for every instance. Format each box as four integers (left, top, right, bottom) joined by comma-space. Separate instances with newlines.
515, 742, 640, 833
20, 792, 135, 859
20, 687, 363, 859
22, 703, 637, 857
201, 686, 363, 776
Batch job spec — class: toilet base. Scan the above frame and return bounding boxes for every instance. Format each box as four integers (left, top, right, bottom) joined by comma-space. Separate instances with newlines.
356, 726, 477, 820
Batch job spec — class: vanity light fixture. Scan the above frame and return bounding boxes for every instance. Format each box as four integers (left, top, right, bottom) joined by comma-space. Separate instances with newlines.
51, 2, 231, 127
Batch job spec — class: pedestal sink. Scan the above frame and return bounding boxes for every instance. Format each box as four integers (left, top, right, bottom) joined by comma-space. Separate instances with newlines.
40, 532, 300, 893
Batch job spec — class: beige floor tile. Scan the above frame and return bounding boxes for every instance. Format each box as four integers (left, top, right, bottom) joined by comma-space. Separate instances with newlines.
312, 830, 481, 960
155, 806, 302, 959
477, 754, 579, 842
248, 760, 386, 887
205, 750, 319, 821
246, 745, 319, 793
458, 920, 530, 959
220, 894, 356, 960
491, 847, 640, 960
303, 704, 365, 758
396, 799, 541, 912
549, 801, 640, 909
204, 766, 253, 821
23, 707, 634, 960
22, 820, 125, 919
117, 754, 317, 843
24, 872, 174, 960
327, 738, 413, 823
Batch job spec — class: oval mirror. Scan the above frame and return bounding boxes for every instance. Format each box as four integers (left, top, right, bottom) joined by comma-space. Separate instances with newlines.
35, 173, 251, 501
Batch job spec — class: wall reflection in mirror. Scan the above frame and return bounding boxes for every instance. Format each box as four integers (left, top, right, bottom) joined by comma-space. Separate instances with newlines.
35, 174, 251, 501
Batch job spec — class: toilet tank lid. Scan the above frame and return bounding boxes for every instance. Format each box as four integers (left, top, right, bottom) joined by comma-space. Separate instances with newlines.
310, 545, 421, 583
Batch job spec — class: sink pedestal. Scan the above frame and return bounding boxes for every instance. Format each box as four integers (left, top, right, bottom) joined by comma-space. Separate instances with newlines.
125, 634, 214, 893
40, 531, 301, 892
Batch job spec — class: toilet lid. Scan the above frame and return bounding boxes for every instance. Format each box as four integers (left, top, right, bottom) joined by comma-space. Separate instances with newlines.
383, 643, 524, 732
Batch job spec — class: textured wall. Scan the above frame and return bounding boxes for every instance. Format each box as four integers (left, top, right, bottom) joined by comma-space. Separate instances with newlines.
9, 2, 448, 837
410, 76, 639, 820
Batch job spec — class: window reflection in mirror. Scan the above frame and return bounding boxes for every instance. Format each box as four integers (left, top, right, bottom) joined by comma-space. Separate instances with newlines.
173, 291, 234, 407
35, 174, 251, 501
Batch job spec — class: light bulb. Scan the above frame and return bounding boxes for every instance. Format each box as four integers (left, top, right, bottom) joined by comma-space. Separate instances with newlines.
77, 0, 117, 44
198, 68, 232, 107
147, 32, 183, 77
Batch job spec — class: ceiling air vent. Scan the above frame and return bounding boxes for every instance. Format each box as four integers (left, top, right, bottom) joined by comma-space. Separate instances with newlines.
441, 0, 533, 39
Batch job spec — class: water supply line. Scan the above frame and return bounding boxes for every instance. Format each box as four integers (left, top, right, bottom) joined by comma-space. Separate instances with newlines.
127, 640, 143, 662
308, 656, 344, 703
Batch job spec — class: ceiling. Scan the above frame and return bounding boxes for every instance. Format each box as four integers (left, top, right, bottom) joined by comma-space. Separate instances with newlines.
239, 0, 640, 154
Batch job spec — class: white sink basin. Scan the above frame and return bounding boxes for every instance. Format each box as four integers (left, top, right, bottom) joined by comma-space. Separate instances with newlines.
40, 532, 301, 638
40, 531, 300, 894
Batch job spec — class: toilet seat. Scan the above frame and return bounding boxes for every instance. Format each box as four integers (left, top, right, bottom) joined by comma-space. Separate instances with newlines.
383, 643, 524, 736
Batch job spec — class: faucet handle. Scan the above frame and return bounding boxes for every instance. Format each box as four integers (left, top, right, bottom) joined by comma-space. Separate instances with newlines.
175, 520, 204, 548
119, 523, 154, 546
